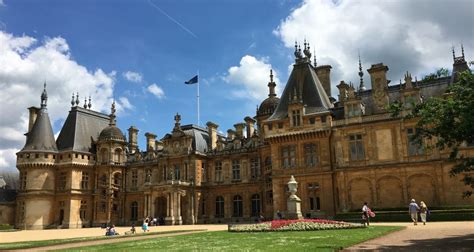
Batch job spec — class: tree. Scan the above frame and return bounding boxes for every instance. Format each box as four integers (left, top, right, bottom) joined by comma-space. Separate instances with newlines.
422, 67, 450, 83
390, 70, 474, 197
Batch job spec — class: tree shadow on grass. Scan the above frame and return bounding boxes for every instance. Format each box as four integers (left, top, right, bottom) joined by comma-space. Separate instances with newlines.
349, 233, 474, 251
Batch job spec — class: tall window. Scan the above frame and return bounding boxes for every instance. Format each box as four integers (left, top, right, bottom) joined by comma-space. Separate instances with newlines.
81, 172, 89, 189
250, 158, 260, 179
113, 173, 121, 186
215, 196, 224, 218
100, 202, 106, 213
114, 149, 122, 164
80, 200, 87, 220
233, 195, 243, 217
349, 134, 365, 161
292, 110, 301, 126
174, 165, 180, 180
20, 171, 27, 190
145, 169, 152, 183
309, 197, 321, 210
251, 194, 261, 217
232, 160, 240, 181
130, 202, 138, 221
58, 171, 67, 190
215, 161, 223, 182
100, 175, 107, 187
407, 128, 424, 156
264, 157, 272, 171
201, 163, 207, 182
304, 143, 318, 167
281, 145, 296, 168
100, 148, 108, 164
131, 170, 138, 188
201, 198, 206, 216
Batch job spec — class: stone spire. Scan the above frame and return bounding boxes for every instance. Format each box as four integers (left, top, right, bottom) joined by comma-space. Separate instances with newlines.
461, 44, 465, 59
71, 93, 75, 107
109, 100, 116, 126
358, 52, 365, 91
268, 69, 277, 97
40, 82, 48, 109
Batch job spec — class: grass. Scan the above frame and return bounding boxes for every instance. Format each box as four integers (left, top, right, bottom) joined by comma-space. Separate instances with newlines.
0, 230, 196, 250
62, 226, 403, 252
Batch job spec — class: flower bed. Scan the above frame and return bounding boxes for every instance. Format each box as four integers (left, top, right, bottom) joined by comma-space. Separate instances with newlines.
228, 219, 365, 232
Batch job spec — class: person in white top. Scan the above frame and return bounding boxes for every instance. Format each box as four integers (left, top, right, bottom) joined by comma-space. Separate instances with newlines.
362, 202, 370, 226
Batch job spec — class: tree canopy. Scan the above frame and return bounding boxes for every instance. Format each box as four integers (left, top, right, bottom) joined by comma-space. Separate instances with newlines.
390, 70, 474, 197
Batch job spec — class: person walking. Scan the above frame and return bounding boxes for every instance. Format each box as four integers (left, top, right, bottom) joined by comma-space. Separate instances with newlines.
362, 202, 370, 226
409, 199, 420, 225
419, 201, 429, 225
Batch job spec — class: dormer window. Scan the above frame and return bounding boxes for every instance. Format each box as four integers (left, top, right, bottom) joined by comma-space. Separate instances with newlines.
292, 110, 301, 126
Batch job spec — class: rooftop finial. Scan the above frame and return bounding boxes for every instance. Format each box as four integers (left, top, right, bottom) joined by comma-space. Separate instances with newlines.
461, 44, 465, 58
452, 46, 456, 61
268, 69, 276, 97
313, 48, 317, 67
75, 92, 79, 106
84, 97, 87, 109
358, 51, 365, 91
109, 100, 116, 126
71, 93, 75, 107
174, 112, 181, 130
303, 42, 311, 58
88, 96, 91, 109
41, 82, 48, 109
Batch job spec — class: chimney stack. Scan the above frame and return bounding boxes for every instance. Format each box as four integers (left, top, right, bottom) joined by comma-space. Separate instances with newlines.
27, 107, 40, 132
244, 116, 256, 138
128, 126, 139, 153
315, 65, 332, 97
206, 121, 219, 150
227, 129, 236, 141
234, 123, 246, 139
145, 132, 157, 151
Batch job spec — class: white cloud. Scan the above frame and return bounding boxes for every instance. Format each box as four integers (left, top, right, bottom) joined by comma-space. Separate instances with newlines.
147, 84, 165, 99
0, 31, 121, 172
274, 0, 474, 97
224, 55, 281, 101
118, 96, 134, 111
123, 71, 143, 83
0, 0, 4, 6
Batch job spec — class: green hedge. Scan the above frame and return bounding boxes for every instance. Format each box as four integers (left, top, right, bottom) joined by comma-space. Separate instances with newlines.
335, 209, 474, 222
0, 224, 14, 230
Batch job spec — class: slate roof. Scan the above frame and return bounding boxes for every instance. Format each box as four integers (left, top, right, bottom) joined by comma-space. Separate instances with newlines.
268, 61, 332, 121
56, 107, 110, 153
21, 107, 58, 153
161, 124, 211, 153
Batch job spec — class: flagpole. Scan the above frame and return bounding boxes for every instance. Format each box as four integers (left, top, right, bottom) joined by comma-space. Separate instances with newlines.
197, 70, 200, 126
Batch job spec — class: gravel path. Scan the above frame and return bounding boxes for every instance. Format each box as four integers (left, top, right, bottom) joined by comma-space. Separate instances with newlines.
345, 221, 474, 251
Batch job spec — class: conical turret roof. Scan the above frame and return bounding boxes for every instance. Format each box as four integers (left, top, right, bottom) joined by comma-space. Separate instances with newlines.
21, 84, 57, 152
268, 60, 332, 121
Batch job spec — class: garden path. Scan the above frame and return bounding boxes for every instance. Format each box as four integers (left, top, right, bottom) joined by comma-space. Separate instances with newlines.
345, 221, 474, 251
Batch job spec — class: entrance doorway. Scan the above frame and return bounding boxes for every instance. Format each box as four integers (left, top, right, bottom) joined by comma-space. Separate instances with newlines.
155, 196, 167, 220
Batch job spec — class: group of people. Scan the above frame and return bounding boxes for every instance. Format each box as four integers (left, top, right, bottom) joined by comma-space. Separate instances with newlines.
409, 199, 429, 225
362, 199, 429, 226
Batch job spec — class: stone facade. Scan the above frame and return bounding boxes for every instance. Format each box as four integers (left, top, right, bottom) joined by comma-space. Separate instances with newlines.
13, 44, 473, 229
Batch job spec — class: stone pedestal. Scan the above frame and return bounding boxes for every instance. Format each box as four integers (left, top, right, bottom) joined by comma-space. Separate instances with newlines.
286, 175, 303, 220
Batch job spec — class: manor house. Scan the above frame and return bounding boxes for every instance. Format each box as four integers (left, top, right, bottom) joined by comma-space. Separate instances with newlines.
13, 43, 473, 229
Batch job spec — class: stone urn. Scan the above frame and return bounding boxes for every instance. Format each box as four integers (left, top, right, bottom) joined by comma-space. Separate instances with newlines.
286, 175, 303, 220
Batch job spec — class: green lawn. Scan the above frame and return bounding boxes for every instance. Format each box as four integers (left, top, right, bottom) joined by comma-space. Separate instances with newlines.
0, 230, 194, 250
64, 226, 403, 252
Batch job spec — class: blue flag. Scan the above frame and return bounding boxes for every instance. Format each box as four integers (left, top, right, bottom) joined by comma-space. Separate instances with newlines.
185, 75, 198, 84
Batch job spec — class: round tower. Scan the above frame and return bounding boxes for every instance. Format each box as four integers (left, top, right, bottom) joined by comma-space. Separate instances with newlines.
94, 101, 127, 226
16, 83, 58, 229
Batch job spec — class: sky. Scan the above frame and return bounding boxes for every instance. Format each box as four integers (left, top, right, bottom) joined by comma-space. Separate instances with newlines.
0, 0, 473, 172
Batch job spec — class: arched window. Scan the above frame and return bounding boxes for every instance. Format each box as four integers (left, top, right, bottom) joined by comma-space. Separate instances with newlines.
233, 195, 243, 217
114, 148, 122, 164
100, 148, 108, 164
215, 196, 224, 218
100, 174, 107, 187
113, 173, 121, 186
130, 201, 138, 221
251, 194, 261, 217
